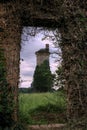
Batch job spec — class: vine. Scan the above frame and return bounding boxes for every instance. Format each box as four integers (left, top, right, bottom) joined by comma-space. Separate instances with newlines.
0, 48, 14, 129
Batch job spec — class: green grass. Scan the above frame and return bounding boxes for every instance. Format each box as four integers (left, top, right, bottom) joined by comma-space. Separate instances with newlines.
19, 91, 67, 125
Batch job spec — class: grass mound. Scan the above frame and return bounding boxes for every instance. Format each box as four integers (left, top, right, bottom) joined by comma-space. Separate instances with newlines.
29, 103, 67, 124
31, 103, 66, 113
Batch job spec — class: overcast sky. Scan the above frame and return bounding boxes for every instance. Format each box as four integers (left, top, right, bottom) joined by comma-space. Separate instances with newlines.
19, 27, 61, 88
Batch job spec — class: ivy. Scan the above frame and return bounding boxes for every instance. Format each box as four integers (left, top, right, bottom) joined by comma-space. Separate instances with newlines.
33, 60, 54, 92
0, 48, 14, 129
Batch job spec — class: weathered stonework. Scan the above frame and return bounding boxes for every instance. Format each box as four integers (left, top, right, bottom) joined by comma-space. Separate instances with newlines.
35, 44, 50, 66
0, 2, 21, 122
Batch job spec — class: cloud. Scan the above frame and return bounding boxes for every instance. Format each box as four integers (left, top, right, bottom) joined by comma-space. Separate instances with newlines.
20, 61, 34, 72
19, 77, 33, 88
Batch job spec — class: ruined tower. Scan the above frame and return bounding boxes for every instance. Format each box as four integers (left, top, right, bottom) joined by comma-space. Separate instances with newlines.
35, 44, 50, 66
33, 44, 53, 92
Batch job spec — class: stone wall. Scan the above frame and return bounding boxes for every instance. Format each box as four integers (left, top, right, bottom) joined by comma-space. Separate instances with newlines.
0, 2, 21, 121
36, 53, 49, 66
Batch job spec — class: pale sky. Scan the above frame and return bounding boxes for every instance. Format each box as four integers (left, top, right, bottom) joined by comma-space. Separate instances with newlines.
19, 27, 61, 88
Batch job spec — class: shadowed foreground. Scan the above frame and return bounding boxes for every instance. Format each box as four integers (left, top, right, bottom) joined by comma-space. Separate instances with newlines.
27, 124, 66, 130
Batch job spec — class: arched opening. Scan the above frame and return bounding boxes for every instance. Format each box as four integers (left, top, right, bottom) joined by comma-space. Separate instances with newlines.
19, 27, 67, 125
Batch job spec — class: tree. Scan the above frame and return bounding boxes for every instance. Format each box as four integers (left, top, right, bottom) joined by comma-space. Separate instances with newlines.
33, 60, 54, 92
54, 65, 65, 90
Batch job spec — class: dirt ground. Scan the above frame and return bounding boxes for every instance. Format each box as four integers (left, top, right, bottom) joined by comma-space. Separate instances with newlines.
27, 124, 66, 130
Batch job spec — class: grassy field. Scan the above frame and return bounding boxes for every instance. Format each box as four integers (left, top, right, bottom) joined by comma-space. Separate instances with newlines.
19, 91, 67, 125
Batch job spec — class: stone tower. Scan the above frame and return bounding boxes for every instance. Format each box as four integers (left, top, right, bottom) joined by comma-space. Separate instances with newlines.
35, 44, 50, 66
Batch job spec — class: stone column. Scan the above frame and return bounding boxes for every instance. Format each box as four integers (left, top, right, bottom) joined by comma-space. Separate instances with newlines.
0, 3, 22, 122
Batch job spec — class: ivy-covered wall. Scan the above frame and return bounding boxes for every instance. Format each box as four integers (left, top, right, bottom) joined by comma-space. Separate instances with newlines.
0, 47, 14, 129
33, 60, 54, 92
58, 1, 87, 128
0, 2, 21, 125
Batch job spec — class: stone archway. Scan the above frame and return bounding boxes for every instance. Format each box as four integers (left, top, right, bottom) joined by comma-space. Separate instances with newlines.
0, 0, 87, 128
